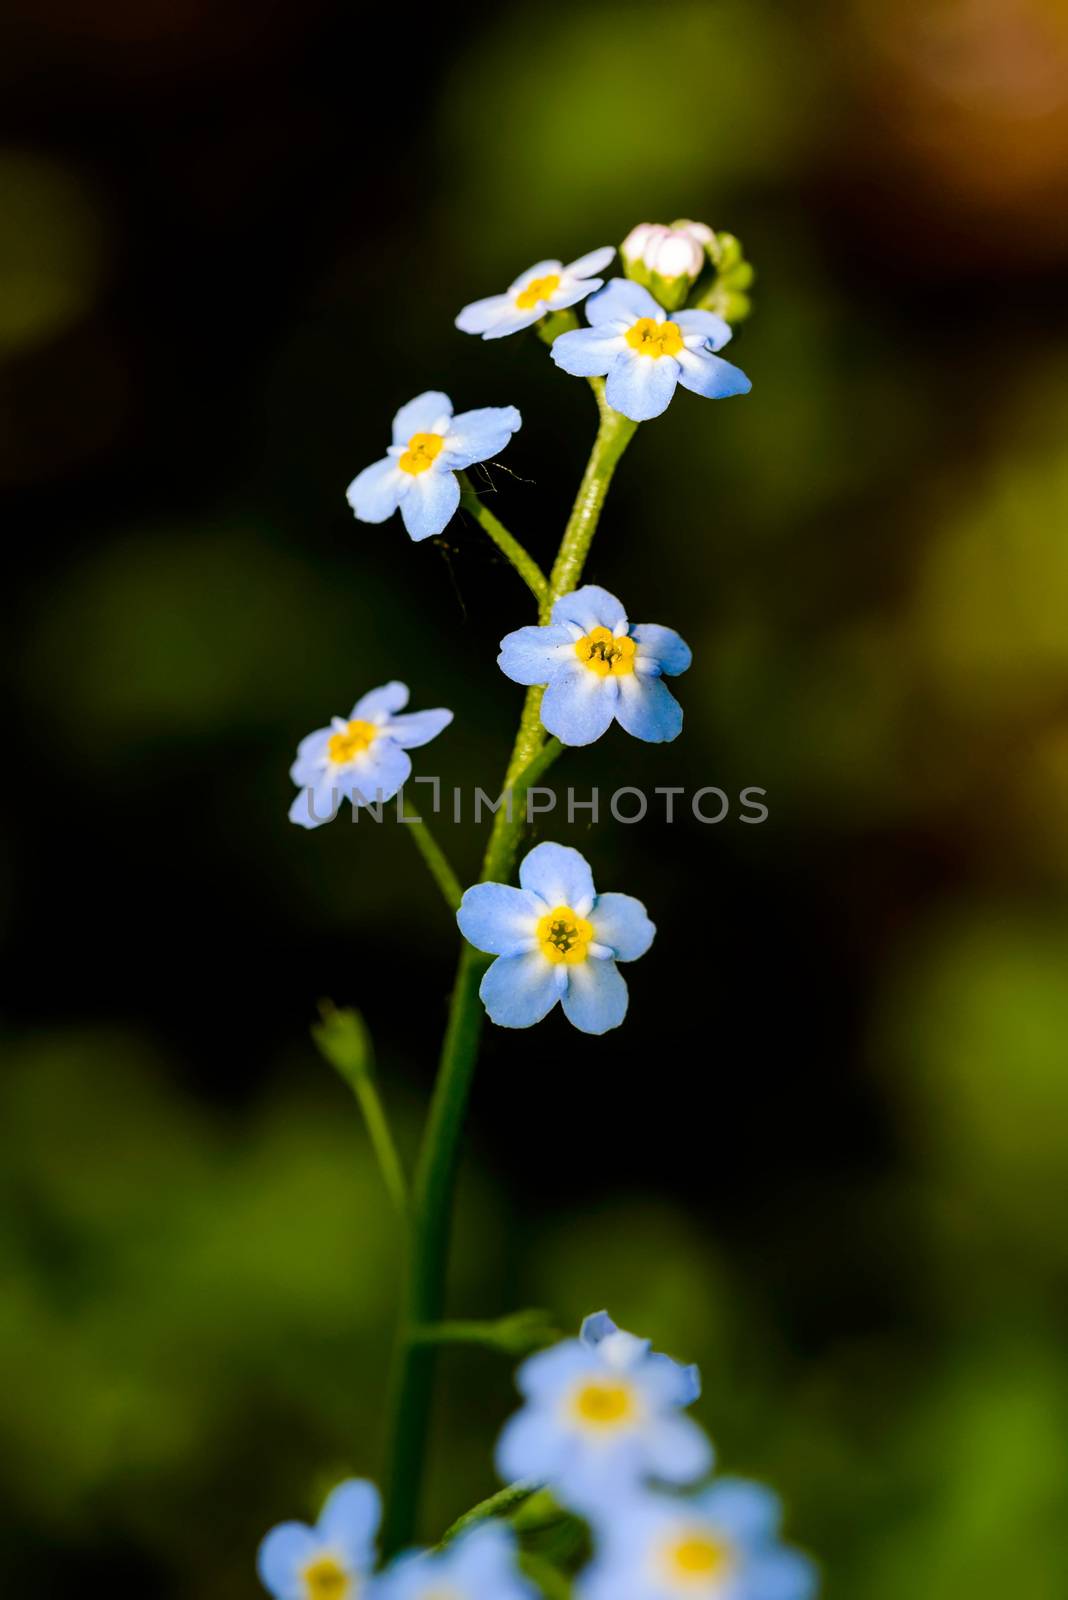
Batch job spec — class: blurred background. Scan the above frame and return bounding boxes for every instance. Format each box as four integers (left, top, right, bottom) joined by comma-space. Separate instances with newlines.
3, 0, 1068, 1592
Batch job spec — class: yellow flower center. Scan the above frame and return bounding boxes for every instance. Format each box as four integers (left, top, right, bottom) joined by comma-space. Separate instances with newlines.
625, 316, 684, 359
302, 1554, 352, 1600
665, 1533, 734, 1584
399, 431, 445, 475
576, 625, 637, 677
536, 904, 593, 966
570, 1377, 636, 1427
327, 719, 378, 763
515, 272, 561, 310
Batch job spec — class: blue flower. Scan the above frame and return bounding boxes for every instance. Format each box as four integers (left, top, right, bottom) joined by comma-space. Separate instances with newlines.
456, 246, 616, 339
551, 279, 750, 422
457, 843, 655, 1034
498, 584, 691, 746
346, 391, 522, 542
289, 681, 452, 829
494, 1310, 709, 1509
372, 1523, 536, 1600
257, 1478, 381, 1600
579, 1480, 818, 1600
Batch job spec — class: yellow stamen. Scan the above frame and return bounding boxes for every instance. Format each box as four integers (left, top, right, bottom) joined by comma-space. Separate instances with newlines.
575, 625, 637, 677
327, 719, 378, 763
515, 272, 561, 310
625, 316, 683, 359
302, 1554, 352, 1600
399, 431, 445, 475
665, 1533, 733, 1582
536, 904, 593, 966
570, 1377, 635, 1427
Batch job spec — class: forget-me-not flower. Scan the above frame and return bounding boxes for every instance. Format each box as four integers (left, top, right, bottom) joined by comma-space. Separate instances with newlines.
289, 681, 451, 829
456, 247, 616, 339
458, 843, 654, 1034
551, 279, 750, 422
579, 1481, 818, 1600
346, 391, 521, 542
495, 1310, 710, 1508
498, 583, 691, 746
257, 1478, 380, 1600
373, 1523, 536, 1600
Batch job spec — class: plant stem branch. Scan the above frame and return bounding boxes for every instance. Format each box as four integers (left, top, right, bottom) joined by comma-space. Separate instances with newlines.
459, 473, 548, 604
399, 794, 463, 914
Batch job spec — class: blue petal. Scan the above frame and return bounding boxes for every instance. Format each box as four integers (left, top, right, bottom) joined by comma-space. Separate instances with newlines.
641, 1413, 714, 1483
455, 293, 514, 334
675, 308, 733, 351
290, 726, 331, 785
256, 1522, 318, 1599
382, 707, 453, 749
630, 623, 692, 676
585, 277, 661, 327
482, 309, 544, 340
614, 673, 683, 742
515, 1338, 593, 1402
519, 840, 596, 913
344, 740, 410, 804
498, 623, 577, 687
676, 347, 752, 398
639, 1351, 702, 1409
541, 667, 617, 746
745, 1550, 819, 1600
545, 279, 605, 311
457, 883, 542, 956
551, 585, 628, 633
352, 682, 409, 720
564, 245, 616, 278
580, 1310, 619, 1346
550, 327, 623, 378
346, 457, 405, 524
591, 893, 655, 961
605, 349, 680, 421
443, 405, 522, 469
561, 958, 628, 1034
399, 466, 461, 542
317, 1479, 381, 1569
479, 951, 561, 1028
697, 1479, 783, 1546
495, 1406, 569, 1484
392, 391, 452, 446
289, 772, 342, 829
448, 1523, 530, 1592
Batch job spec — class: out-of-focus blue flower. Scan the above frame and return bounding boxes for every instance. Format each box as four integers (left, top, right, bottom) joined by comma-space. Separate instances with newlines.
494, 1310, 708, 1507
346, 391, 521, 541
257, 1478, 380, 1600
289, 681, 451, 828
458, 844, 654, 1034
372, 1522, 535, 1600
579, 1480, 818, 1600
456, 247, 615, 339
551, 279, 750, 421
498, 583, 691, 746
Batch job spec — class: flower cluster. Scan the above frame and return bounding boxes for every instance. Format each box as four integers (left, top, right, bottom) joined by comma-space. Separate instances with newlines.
292, 226, 749, 1029
257, 1314, 816, 1600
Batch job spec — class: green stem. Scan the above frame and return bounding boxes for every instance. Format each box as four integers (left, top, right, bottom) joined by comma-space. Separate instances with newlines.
381, 389, 638, 1554
400, 794, 463, 913
438, 1480, 541, 1546
459, 473, 548, 604
312, 1006, 409, 1220
352, 1067, 409, 1222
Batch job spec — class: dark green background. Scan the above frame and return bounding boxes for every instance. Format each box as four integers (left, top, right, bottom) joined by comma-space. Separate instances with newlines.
3, 0, 1068, 1593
